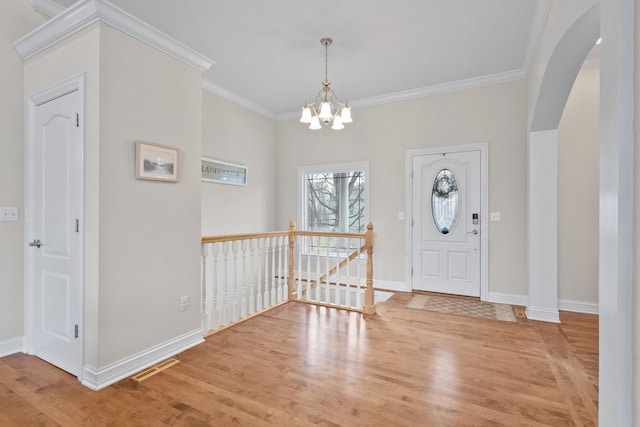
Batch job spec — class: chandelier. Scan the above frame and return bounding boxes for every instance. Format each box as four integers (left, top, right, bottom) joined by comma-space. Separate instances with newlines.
299, 37, 352, 130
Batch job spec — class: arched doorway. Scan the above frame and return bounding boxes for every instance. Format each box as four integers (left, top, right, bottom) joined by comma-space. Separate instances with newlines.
527, 1, 636, 424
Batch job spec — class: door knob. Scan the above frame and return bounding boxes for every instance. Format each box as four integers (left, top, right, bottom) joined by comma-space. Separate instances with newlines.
28, 239, 41, 248
467, 230, 478, 235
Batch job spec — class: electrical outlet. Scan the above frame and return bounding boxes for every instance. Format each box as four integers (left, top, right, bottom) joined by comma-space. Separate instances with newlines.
0, 207, 19, 222
180, 296, 190, 312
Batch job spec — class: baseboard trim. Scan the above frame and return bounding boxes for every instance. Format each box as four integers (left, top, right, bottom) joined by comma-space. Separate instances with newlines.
81, 328, 204, 391
374, 279, 410, 293
485, 292, 528, 306
525, 306, 561, 323
0, 336, 25, 358
558, 299, 599, 315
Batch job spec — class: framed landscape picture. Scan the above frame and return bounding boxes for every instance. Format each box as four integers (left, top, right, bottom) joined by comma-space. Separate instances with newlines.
201, 157, 247, 186
136, 141, 179, 182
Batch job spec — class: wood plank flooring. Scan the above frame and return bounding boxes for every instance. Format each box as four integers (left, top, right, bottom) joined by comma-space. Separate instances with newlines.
0, 292, 598, 426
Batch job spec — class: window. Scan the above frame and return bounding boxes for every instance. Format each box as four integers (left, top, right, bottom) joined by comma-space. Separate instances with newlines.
431, 168, 460, 235
298, 161, 369, 234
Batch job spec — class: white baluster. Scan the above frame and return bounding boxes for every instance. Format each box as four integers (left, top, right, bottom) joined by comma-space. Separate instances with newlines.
276, 235, 283, 303
334, 237, 340, 306
256, 238, 264, 312
270, 236, 277, 306
212, 243, 220, 329
297, 235, 303, 299
263, 237, 270, 308
344, 239, 358, 307
315, 236, 320, 302
232, 240, 239, 321
249, 238, 256, 314
222, 241, 230, 325
283, 234, 289, 302
241, 239, 248, 318
325, 236, 331, 305
303, 236, 312, 300
201, 244, 209, 331
357, 238, 363, 308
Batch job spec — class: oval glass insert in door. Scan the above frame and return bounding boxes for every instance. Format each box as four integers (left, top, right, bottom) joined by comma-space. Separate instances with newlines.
431, 169, 460, 234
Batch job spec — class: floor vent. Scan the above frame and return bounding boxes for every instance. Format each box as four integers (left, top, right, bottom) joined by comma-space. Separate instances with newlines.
131, 358, 180, 383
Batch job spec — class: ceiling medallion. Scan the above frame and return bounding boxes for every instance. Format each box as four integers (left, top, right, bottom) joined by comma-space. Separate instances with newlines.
299, 37, 352, 130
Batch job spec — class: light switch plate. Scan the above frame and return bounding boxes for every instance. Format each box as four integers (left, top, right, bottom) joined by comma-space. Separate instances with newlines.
490, 212, 501, 221
0, 207, 19, 222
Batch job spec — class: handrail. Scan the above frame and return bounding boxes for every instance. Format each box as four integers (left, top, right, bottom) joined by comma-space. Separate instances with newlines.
202, 230, 289, 244
293, 230, 368, 239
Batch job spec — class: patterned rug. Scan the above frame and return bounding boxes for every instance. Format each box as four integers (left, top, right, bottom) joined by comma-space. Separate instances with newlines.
407, 294, 517, 322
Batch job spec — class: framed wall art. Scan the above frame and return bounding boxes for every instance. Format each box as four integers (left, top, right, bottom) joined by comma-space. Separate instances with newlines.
201, 157, 247, 186
135, 140, 179, 182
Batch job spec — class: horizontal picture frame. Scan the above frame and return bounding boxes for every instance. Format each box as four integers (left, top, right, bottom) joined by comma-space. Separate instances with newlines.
201, 157, 247, 186
136, 141, 179, 182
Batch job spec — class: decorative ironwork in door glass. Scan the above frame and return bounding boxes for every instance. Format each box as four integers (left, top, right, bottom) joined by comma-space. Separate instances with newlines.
431, 169, 460, 234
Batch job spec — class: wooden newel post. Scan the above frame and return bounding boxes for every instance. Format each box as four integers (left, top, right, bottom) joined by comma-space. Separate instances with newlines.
363, 222, 376, 315
287, 220, 296, 300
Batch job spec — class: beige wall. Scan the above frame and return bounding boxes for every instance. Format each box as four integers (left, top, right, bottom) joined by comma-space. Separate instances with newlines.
277, 80, 529, 296
96, 25, 203, 366
557, 65, 599, 303
0, 0, 45, 342
202, 92, 278, 235
23, 23, 203, 368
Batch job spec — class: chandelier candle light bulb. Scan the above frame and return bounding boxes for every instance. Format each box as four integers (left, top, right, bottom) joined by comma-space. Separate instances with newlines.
300, 37, 353, 130
300, 102, 313, 123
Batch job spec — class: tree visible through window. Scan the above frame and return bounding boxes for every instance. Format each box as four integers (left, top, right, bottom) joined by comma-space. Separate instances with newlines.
299, 161, 369, 238
306, 171, 366, 233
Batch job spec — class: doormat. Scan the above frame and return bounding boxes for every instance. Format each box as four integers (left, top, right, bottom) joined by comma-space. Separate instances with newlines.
406, 294, 517, 322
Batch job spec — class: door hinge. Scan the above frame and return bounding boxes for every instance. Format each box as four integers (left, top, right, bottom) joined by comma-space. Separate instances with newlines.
411, 268, 413, 276
75, 219, 79, 233
74, 324, 79, 338
76, 113, 79, 128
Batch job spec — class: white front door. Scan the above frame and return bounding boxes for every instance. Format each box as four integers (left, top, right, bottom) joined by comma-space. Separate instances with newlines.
411, 150, 481, 297
29, 85, 83, 376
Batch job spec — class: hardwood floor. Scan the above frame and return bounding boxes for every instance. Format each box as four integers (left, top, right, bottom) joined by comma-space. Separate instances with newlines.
0, 292, 598, 426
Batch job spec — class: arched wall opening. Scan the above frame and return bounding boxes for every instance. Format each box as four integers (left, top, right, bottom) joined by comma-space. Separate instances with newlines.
528, 1, 636, 424
527, 2, 600, 323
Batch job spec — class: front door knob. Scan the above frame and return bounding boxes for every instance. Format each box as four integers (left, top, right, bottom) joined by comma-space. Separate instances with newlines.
28, 239, 41, 248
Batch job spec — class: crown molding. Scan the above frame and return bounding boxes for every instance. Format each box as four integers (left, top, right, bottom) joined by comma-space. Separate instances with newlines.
29, 0, 65, 17
15, 0, 213, 72
277, 69, 527, 121
202, 79, 277, 120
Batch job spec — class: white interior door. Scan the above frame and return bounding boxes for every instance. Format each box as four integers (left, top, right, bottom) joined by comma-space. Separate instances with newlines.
29, 87, 83, 376
411, 150, 481, 297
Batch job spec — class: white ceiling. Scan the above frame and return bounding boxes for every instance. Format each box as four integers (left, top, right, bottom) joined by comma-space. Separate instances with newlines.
49, 0, 547, 119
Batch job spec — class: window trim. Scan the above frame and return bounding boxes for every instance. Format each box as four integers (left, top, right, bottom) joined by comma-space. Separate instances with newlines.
297, 160, 370, 233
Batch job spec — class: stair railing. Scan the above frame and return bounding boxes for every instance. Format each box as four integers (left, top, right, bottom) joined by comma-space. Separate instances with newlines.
201, 221, 375, 334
